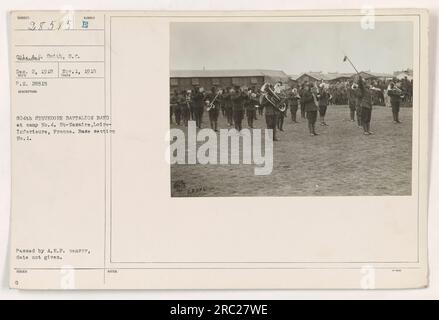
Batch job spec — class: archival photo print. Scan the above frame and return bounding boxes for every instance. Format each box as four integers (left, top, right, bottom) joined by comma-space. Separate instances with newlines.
169, 21, 414, 197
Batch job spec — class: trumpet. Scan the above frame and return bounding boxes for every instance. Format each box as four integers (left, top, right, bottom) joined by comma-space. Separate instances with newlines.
206, 89, 223, 111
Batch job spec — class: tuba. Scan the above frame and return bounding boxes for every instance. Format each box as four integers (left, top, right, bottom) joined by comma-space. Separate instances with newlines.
260, 83, 287, 112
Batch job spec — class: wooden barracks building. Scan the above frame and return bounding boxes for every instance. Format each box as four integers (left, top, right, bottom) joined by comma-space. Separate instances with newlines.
170, 69, 291, 92
294, 71, 394, 85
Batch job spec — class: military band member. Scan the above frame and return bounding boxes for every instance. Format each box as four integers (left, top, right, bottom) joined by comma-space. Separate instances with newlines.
347, 80, 356, 122
276, 108, 286, 131
174, 91, 184, 126
352, 82, 362, 127
170, 90, 178, 124
302, 84, 319, 136
299, 84, 307, 119
357, 76, 374, 135
260, 83, 279, 141
257, 97, 264, 117
223, 87, 234, 127
183, 90, 192, 127
205, 87, 221, 131
187, 90, 195, 121
387, 82, 403, 124
220, 94, 226, 117
246, 90, 257, 129
272, 82, 284, 131
192, 86, 205, 129
288, 88, 300, 123
318, 84, 331, 126
257, 86, 264, 117
250, 86, 258, 120
231, 86, 244, 131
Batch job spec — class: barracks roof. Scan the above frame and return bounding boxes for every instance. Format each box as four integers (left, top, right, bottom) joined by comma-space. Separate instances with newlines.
297, 71, 394, 81
357, 71, 394, 79
170, 69, 289, 79
297, 72, 354, 81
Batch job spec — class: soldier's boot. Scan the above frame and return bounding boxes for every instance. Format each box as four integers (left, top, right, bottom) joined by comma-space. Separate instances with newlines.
363, 123, 369, 135
313, 124, 318, 135
273, 129, 279, 141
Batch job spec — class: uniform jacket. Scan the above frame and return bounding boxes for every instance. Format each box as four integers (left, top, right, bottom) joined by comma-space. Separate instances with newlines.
288, 93, 300, 107
358, 82, 373, 109
231, 92, 244, 111
170, 96, 178, 109
177, 95, 186, 109
387, 89, 402, 105
192, 91, 204, 108
222, 92, 232, 108
347, 87, 356, 106
318, 91, 330, 107
302, 90, 318, 112
260, 94, 278, 116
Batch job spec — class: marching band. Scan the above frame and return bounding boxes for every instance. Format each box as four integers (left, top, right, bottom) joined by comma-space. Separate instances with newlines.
170, 76, 410, 140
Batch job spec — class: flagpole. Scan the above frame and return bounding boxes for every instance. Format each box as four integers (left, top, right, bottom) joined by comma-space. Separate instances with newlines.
343, 55, 360, 75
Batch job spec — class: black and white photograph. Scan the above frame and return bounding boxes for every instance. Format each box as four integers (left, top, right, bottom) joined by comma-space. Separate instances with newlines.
3, 6, 432, 294
169, 21, 414, 197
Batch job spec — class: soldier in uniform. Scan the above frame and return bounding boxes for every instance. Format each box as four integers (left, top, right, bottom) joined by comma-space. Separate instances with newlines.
246, 90, 257, 129
347, 80, 356, 122
223, 87, 234, 127
192, 86, 205, 129
302, 84, 319, 136
220, 92, 226, 117
387, 82, 403, 124
249, 86, 258, 121
231, 86, 244, 131
257, 87, 264, 117
174, 91, 184, 126
260, 83, 280, 141
276, 107, 286, 131
182, 90, 192, 127
271, 82, 285, 132
288, 88, 300, 123
170, 90, 178, 124
318, 84, 331, 126
357, 76, 374, 135
352, 82, 362, 128
205, 87, 221, 131
188, 89, 195, 121
299, 83, 307, 119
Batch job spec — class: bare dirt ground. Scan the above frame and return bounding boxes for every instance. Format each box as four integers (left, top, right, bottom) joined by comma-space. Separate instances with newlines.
170, 105, 412, 197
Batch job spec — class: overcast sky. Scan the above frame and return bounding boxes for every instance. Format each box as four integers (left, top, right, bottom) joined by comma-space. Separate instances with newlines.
170, 21, 413, 75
